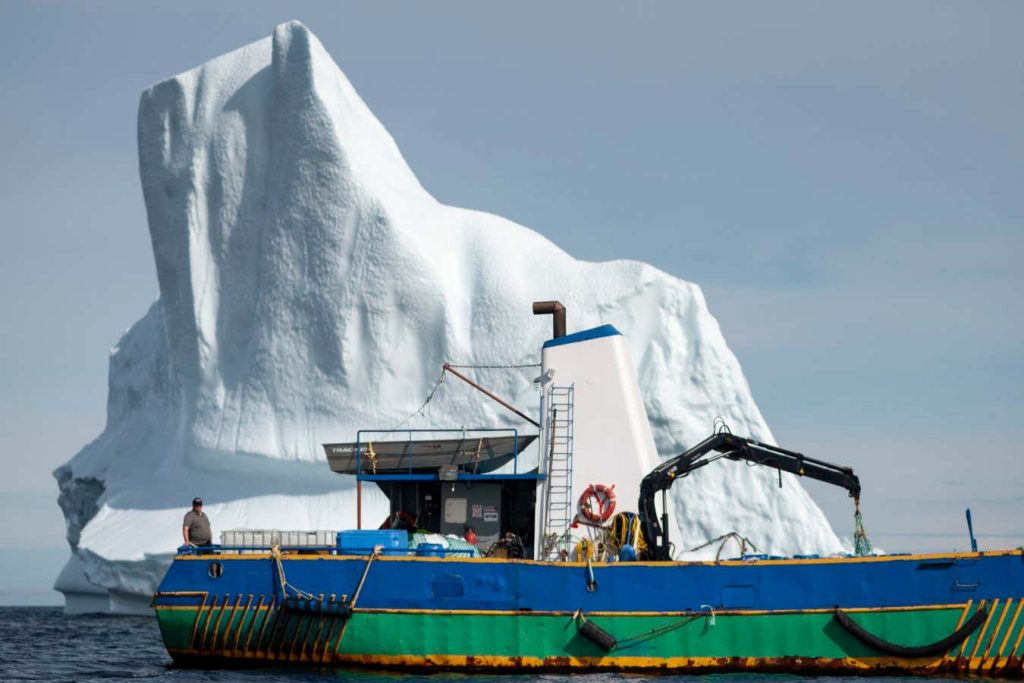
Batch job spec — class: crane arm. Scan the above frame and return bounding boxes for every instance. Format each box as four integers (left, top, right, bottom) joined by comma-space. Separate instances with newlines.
638, 432, 861, 561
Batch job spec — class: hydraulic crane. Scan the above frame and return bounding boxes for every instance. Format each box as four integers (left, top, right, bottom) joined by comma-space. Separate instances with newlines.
638, 431, 862, 561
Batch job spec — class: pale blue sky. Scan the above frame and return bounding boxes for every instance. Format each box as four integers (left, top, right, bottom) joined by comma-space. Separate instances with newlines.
0, 2, 1021, 604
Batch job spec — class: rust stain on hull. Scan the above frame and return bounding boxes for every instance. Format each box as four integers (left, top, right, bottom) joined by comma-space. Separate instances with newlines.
167, 649, 1024, 677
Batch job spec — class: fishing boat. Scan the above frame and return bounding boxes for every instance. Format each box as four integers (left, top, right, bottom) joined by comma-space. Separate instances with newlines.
152, 301, 1024, 675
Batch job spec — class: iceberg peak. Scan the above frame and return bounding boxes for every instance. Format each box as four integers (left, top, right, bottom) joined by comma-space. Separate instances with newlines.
56, 22, 844, 613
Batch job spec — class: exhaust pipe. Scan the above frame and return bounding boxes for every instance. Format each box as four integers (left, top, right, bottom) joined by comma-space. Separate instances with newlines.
532, 301, 566, 338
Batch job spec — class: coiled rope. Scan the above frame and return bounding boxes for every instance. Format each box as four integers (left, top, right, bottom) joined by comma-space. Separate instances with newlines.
607, 512, 647, 558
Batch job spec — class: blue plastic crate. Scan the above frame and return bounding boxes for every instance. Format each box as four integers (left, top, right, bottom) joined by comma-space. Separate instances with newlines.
415, 543, 445, 557
337, 529, 408, 555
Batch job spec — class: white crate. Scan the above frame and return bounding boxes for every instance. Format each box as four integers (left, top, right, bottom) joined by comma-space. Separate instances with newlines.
287, 530, 334, 547
220, 528, 282, 547
220, 528, 333, 547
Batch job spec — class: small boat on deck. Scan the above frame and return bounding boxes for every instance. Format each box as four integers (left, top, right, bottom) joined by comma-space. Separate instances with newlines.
152, 300, 1024, 676
323, 433, 536, 475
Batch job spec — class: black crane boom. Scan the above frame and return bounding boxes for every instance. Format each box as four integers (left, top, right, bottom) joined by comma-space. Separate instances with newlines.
638, 432, 861, 561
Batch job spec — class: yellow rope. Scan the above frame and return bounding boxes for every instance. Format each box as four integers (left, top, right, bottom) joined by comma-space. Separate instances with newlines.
271, 544, 315, 599
367, 441, 378, 475
333, 545, 383, 652
573, 538, 595, 563
350, 545, 383, 608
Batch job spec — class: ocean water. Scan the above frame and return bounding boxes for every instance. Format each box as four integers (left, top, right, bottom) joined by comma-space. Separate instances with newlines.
0, 607, 964, 683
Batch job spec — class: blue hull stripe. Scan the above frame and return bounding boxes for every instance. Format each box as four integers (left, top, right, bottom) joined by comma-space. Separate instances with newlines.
157, 551, 1024, 613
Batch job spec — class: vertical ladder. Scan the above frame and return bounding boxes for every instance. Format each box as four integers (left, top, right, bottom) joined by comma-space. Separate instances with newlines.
541, 385, 574, 560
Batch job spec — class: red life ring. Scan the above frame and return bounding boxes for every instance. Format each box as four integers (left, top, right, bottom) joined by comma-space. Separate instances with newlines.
578, 484, 616, 524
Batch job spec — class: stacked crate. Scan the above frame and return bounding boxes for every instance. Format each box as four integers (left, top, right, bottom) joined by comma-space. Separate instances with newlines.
220, 529, 335, 548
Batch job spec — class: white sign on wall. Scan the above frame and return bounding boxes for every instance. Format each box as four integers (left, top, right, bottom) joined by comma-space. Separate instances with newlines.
445, 497, 468, 525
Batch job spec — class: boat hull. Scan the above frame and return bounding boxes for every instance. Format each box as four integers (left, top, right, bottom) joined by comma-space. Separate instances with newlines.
153, 550, 1024, 675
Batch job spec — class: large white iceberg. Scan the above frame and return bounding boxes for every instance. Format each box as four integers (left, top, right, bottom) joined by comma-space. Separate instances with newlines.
54, 21, 844, 613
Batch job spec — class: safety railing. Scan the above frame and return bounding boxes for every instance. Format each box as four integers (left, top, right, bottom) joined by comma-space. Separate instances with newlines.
176, 544, 477, 557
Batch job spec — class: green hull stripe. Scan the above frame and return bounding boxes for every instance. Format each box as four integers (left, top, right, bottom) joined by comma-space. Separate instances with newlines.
156, 604, 1005, 663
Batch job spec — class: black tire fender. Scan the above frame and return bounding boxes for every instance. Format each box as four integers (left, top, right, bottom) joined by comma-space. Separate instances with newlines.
832, 605, 988, 658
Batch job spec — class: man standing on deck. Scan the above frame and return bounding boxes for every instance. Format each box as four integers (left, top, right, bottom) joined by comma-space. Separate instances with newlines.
182, 497, 212, 548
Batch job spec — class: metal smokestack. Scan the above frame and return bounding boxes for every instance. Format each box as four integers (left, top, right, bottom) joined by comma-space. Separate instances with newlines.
532, 301, 566, 338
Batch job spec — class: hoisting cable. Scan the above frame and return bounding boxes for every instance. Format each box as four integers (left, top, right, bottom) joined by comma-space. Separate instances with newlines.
391, 361, 540, 429
442, 363, 539, 427
391, 367, 447, 430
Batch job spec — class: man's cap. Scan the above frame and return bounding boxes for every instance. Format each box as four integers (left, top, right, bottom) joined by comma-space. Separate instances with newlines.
192, 497, 203, 506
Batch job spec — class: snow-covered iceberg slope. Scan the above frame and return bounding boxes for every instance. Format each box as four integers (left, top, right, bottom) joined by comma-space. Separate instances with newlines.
54, 21, 844, 613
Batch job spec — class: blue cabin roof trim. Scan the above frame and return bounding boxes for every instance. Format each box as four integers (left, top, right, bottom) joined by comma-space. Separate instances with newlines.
542, 324, 621, 349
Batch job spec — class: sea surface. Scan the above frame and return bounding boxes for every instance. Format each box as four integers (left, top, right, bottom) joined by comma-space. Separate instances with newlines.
0, 607, 966, 683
